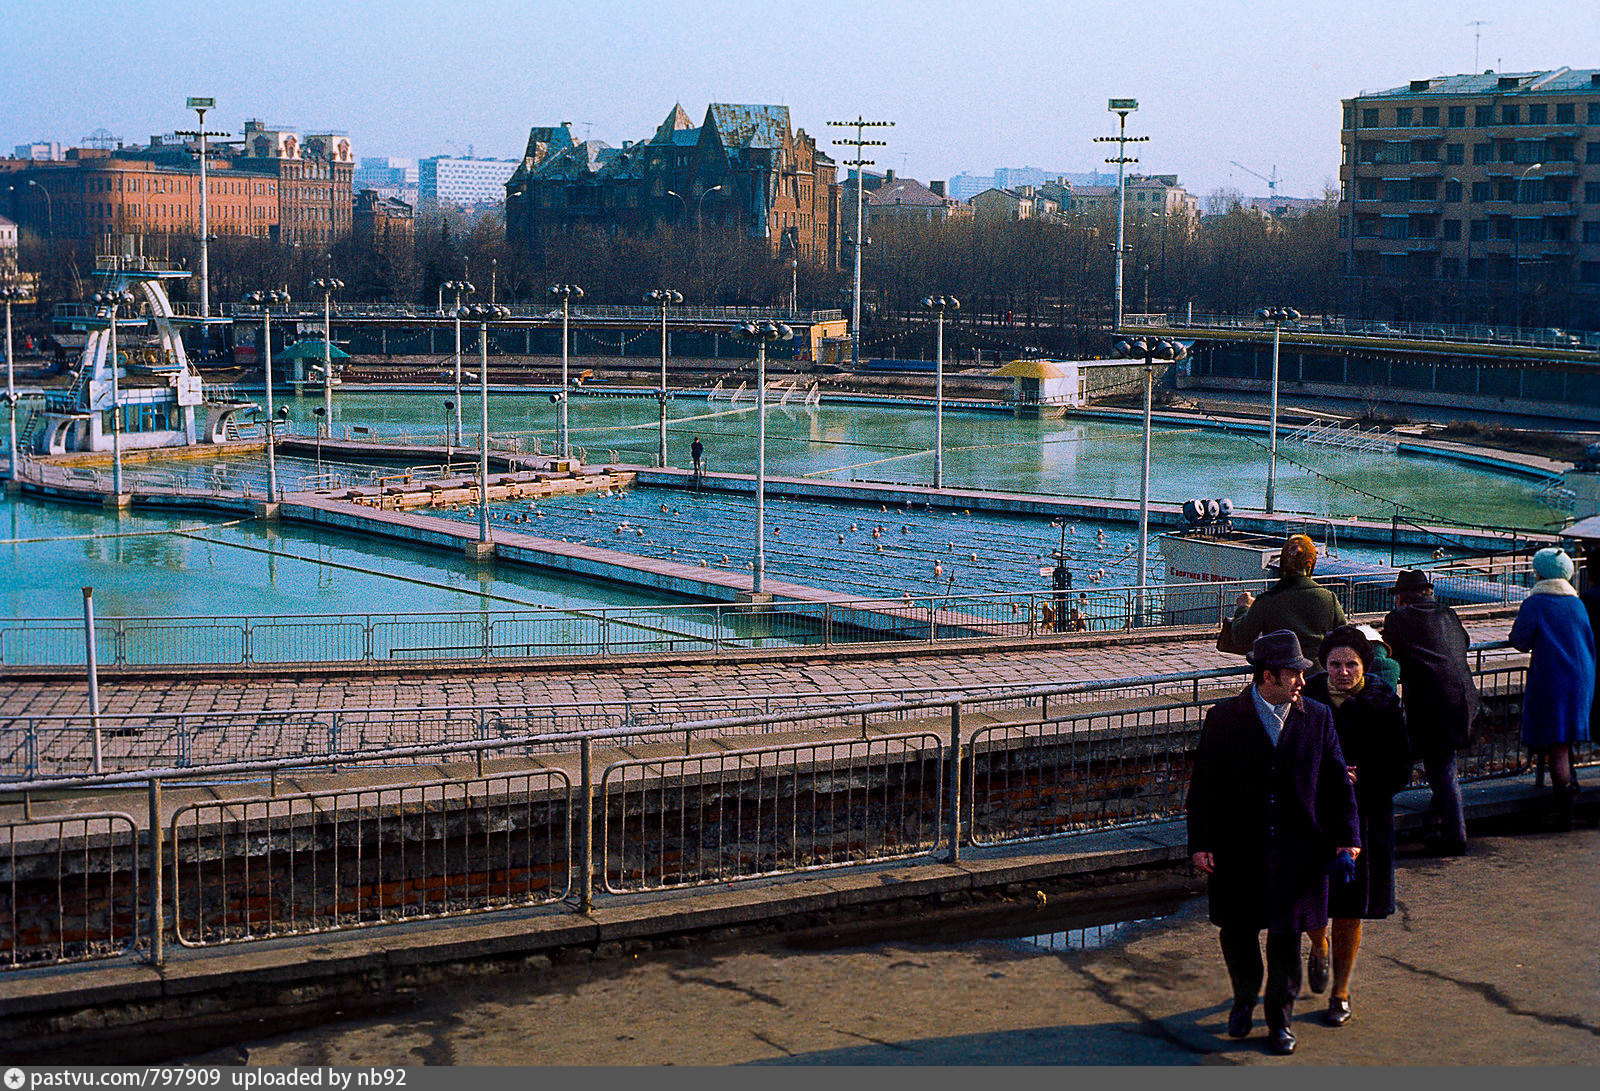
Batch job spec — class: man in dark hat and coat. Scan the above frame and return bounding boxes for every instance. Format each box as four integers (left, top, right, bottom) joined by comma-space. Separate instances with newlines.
1187, 630, 1361, 1056
1381, 569, 1477, 854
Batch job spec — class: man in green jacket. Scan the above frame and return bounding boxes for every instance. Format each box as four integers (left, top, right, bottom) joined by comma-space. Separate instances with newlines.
1230, 534, 1348, 660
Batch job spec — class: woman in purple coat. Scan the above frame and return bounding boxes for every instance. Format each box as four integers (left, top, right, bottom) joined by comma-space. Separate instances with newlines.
1509, 547, 1595, 830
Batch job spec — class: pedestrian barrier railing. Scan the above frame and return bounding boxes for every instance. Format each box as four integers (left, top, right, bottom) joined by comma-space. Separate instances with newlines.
1, 655, 1590, 972
170, 769, 572, 948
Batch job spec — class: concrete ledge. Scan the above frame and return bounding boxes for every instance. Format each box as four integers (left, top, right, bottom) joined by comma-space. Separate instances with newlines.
250, 500, 281, 520
462, 539, 496, 561
101, 493, 132, 510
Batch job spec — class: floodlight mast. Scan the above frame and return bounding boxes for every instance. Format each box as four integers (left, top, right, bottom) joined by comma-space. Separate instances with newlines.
176, 97, 227, 320
1093, 99, 1148, 331
829, 117, 893, 373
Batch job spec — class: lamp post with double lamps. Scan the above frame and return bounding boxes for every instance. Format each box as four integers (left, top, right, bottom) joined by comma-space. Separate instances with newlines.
310, 277, 343, 437
922, 295, 960, 488
91, 288, 138, 499
244, 289, 291, 501
547, 284, 583, 459
1, 282, 34, 484
645, 289, 683, 467
1112, 335, 1187, 623
442, 280, 475, 446
732, 319, 793, 596
1094, 99, 1148, 330
1257, 306, 1301, 514
461, 303, 510, 547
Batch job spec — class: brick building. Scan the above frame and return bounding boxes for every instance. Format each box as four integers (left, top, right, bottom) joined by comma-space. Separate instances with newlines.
353, 189, 415, 247
505, 103, 841, 265
0, 118, 354, 248
1339, 68, 1600, 326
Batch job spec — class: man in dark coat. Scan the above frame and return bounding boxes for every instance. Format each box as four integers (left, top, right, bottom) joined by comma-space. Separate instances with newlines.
1381, 569, 1477, 854
1187, 630, 1361, 1056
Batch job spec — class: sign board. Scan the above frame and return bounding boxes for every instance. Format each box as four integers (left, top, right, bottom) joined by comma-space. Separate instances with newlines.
1108, 98, 1139, 111
186, 97, 215, 110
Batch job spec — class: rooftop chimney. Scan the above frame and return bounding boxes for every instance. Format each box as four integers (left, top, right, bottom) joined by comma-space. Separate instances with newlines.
929, 180, 946, 197
885, 169, 896, 183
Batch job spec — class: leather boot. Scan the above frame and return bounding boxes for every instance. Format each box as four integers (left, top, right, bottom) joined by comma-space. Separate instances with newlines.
1552, 782, 1574, 832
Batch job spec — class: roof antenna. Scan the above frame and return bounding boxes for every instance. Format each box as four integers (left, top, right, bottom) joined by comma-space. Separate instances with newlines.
1467, 20, 1490, 72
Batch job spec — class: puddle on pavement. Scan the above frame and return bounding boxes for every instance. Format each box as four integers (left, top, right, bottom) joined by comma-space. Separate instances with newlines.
1006, 914, 1174, 954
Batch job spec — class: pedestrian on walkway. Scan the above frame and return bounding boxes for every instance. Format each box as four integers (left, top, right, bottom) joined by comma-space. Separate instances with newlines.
1381, 570, 1477, 854
690, 435, 704, 485
1509, 548, 1594, 831
1302, 626, 1411, 1028
1186, 630, 1361, 1056
1229, 535, 1347, 663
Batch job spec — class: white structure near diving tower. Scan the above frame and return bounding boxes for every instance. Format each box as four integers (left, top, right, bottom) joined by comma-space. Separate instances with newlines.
36, 254, 246, 455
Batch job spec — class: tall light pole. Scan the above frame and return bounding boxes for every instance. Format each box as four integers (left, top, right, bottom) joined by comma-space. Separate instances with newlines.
92, 288, 137, 498
310, 277, 343, 437
23, 180, 53, 234
1094, 99, 1148, 331
176, 97, 225, 319
461, 303, 509, 545
732, 319, 793, 596
790, 259, 799, 314
442, 280, 474, 445
922, 294, 959, 489
1112, 335, 1186, 624
645, 288, 682, 467
1257, 306, 1301, 514
1, 283, 32, 484
548, 283, 583, 459
829, 116, 893, 372
244, 288, 290, 500
1512, 161, 1543, 328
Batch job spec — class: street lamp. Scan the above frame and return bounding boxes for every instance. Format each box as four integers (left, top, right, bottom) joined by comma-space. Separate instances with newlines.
1112, 335, 1187, 623
443, 399, 455, 465
310, 277, 343, 437
92, 288, 138, 498
547, 284, 584, 458
442, 280, 474, 447
921, 294, 960, 489
243, 288, 291, 500
645, 288, 683, 467
22, 180, 53, 234
1094, 99, 1148, 330
1, 282, 33, 483
1512, 162, 1543, 329
1257, 306, 1301, 514
461, 302, 510, 545
176, 98, 226, 318
790, 259, 799, 314
731, 319, 793, 596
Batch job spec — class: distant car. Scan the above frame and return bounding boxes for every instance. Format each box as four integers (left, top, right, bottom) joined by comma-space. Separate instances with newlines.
1543, 328, 1581, 347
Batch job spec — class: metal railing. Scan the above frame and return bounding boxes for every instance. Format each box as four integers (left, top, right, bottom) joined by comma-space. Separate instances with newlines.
170, 769, 572, 948
217, 302, 844, 324
0, 574, 1528, 678
1126, 312, 1600, 353
3, 652, 1590, 971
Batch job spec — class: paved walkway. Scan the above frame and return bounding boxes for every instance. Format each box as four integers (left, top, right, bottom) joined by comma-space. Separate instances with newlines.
0, 616, 1520, 722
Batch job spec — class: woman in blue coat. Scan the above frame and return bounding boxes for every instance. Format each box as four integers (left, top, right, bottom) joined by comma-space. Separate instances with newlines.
1508, 547, 1595, 830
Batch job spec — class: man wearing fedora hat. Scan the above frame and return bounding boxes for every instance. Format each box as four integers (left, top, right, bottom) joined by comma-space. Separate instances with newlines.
1382, 569, 1476, 854
1187, 630, 1361, 1056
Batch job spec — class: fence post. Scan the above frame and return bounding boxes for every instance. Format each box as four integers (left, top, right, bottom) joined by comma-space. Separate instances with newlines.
946, 703, 962, 863
241, 618, 251, 665
481, 612, 491, 660
824, 603, 833, 648
579, 737, 594, 914
82, 587, 103, 775
148, 777, 164, 967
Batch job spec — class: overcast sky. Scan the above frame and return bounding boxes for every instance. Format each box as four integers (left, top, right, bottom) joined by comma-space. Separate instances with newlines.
2, 0, 1591, 199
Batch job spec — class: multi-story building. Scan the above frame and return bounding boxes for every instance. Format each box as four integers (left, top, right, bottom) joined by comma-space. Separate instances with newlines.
1339, 68, 1600, 327
505, 103, 841, 264
12, 142, 62, 162
353, 157, 419, 206
969, 187, 1035, 221
353, 189, 415, 247
1126, 174, 1199, 220
864, 175, 966, 224
0, 118, 355, 248
419, 156, 518, 210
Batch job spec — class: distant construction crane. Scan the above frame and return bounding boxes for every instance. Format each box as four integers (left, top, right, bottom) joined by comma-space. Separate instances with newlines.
1230, 161, 1280, 197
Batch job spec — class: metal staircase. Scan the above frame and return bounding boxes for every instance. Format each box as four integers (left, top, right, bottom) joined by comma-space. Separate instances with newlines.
1284, 418, 1397, 453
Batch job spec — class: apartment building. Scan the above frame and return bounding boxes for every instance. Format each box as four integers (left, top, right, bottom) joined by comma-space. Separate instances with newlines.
1339, 67, 1600, 327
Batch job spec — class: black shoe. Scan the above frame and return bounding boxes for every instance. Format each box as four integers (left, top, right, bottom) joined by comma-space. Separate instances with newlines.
1325, 997, 1352, 1027
1307, 949, 1330, 994
1227, 1000, 1254, 1039
1269, 1027, 1297, 1055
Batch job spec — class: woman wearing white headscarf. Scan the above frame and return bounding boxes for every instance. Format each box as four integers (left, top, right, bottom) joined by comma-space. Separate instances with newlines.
1508, 547, 1595, 830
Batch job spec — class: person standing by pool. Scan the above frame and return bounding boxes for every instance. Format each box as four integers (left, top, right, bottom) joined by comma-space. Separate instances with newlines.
1381, 570, 1476, 855
1229, 535, 1347, 663
690, 435, 704, 486
1509, 548, 1595, 831
1187, 630, 1361, 1056
1303, 626, 1411, 1028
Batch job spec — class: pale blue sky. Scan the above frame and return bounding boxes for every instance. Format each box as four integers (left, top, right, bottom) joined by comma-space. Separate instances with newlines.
1, 0, 1590, 199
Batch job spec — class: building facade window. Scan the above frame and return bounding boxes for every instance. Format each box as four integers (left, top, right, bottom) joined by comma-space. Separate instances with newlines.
1475, 105, 1494, 126
1585, 181, 1600, 203
1449, 105, 1466, 126
1587, 143, 1600, 164
1445, 178, 1463, 202
1584, 221, 1600, 244
1528, 103, 1548, 124
1501, 105, 1520, 125
1556, 102, 1575, 123
1443, 218, 1461, 240
1421, 106, 1439, 126
1473, 142, 1491, 164
1446, 143, 1464, 164
1363, 107, 1380, 127
1395, 106, 1413, 127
